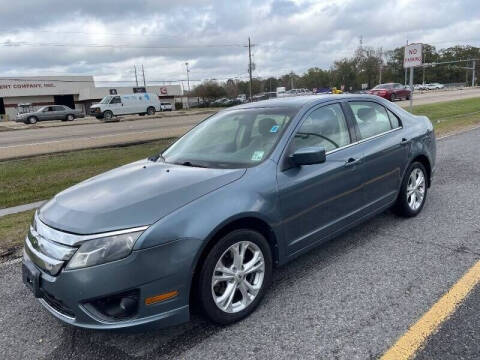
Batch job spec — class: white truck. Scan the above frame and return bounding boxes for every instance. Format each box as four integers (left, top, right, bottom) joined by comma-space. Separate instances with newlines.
90, 93, 161, 120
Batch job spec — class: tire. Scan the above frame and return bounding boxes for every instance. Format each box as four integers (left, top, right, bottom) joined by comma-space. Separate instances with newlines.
406, 94, 411, 100
147, 106, 155, 115
66, 114, 75, 121
103, 110, 113, 121
394, 162, 428, 217
27, 116, 37, 124
198, 229, 272, 325
390, 94, 396, 102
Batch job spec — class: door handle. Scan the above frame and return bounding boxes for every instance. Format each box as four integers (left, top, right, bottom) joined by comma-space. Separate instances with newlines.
344, 157, 361, 167
400, 137, 410, 145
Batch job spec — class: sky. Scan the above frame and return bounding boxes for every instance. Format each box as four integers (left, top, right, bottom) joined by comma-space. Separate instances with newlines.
0, 0, 479, 86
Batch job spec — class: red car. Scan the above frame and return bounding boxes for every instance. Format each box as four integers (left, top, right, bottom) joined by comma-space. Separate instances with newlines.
368, 83, 411, 102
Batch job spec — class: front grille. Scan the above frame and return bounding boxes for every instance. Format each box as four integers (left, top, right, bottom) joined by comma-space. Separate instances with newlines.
42, 290, 76, 318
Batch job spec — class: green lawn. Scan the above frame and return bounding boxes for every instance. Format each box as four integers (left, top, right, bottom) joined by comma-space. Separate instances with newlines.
0, 210, 35, 257
0, 138, 175, 209
410, 97, 480, 135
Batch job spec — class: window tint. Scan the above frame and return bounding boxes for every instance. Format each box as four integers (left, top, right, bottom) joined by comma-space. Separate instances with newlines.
387, 109, 401, 128
53, 106, 64, 111
349, 102, 393, 139
294, 103, 350, 152
110, 96, 122, 104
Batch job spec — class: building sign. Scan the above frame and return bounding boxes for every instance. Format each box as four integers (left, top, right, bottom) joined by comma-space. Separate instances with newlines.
0, 82, 56, 90
160, 87, 168, 95
404, 43, 423, 68
133, 87, 146, 93
109, 89, 118, 95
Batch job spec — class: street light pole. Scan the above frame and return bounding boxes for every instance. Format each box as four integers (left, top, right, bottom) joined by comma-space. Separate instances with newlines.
248, 37, 253, 102
185, 62, 190, 109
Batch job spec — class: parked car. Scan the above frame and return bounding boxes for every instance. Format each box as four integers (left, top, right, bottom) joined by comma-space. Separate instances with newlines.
160, 102, 173, 111
15, 105, 85, 124
425, 83, 445, 90
368, 83, 411, 101
23, 94, 435, 330
90, 93, 161, 120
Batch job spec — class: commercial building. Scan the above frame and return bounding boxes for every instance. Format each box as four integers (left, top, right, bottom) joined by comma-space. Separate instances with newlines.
0, 76, 183, 120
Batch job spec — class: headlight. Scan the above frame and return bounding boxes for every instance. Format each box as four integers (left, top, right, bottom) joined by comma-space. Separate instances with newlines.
66, 230, 143, 270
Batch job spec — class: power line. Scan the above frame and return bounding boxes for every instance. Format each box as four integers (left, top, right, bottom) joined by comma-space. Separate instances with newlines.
0, 41, 246, 49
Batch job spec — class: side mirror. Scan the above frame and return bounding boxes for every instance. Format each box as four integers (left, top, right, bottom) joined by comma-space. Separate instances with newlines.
290, 146, 326, 166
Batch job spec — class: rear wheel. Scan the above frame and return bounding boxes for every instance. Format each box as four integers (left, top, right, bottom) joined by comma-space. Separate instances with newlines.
66, 114, 75, 121
103, 110, 113, 121
147, 106, 155, 115
406, 93, 411, 100
198, 229, 272, 325
390, 94, 396, 102
394, 162, 428, 217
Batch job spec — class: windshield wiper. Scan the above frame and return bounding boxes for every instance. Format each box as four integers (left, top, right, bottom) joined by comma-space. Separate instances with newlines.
175, 161, 208, 168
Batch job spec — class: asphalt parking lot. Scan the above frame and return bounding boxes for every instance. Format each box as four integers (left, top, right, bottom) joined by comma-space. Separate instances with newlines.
0, 127, 479, 359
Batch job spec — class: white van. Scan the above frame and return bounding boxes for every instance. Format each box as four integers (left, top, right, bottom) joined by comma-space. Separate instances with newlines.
90, 93, 161, 120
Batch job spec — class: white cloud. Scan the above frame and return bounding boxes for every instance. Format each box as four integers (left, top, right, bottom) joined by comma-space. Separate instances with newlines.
0, 0, 478, 84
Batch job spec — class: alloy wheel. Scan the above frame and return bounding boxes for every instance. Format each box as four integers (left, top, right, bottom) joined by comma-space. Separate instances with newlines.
211, 241, 265, 313
407, 168, 426, 211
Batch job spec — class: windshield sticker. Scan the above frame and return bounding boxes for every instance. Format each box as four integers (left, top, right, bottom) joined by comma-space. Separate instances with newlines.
270, 125, 280, 133
251, 150, 265, 161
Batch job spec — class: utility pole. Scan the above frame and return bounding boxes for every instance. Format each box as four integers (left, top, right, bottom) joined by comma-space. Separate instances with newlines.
185, 62, 191, 109
142, 64, 146, 87
248, 37, 253, 102
134, 65, 138, 87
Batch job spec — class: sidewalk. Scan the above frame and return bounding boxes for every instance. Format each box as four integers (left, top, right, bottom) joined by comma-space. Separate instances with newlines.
0, 200, 46, 218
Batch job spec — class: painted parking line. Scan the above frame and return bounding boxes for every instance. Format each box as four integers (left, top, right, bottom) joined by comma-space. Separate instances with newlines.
381, 260, 480, 360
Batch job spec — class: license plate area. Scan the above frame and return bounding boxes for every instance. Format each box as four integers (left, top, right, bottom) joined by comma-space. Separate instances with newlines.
22, 261, 42, 298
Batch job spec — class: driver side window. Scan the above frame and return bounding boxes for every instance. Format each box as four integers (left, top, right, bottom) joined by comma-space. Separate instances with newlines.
293, 103, 350, 152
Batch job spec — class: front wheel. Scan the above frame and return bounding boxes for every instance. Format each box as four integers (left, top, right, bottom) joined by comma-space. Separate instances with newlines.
103, 110, 113, 121
394, 162, 428, 217
198, 229, 272, 325
27, 116, 37, 124
390, 94, 396, 102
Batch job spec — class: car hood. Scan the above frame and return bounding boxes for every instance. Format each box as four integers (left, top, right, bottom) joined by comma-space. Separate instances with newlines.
39, 159, 246, 234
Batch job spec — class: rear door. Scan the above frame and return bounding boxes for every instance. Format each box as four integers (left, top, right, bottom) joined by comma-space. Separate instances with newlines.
277, 102, 365, 256
53, 105, 66, 120
346, 101, 409, 211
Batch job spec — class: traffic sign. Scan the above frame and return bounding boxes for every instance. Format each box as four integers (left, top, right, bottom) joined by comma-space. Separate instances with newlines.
404, 43, 423, 68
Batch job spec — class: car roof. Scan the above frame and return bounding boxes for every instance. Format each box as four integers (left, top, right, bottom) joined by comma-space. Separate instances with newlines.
227, 94, 386, 111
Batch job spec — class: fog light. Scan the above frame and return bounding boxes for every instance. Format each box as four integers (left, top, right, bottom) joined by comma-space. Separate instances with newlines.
88, 289, 139, 320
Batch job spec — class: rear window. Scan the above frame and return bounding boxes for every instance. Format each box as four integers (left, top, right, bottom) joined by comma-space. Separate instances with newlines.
373, 84, 392, 90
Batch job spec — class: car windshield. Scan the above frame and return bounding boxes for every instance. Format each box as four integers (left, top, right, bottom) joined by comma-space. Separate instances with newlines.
100, 96, 113, 104
162, 107, 297, 168
373, 84, 392, 89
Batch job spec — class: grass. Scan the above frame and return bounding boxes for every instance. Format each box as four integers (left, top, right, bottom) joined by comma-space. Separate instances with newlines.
0, 138, 175, 209
411, 97, 480, 135
0, 210, 35, 257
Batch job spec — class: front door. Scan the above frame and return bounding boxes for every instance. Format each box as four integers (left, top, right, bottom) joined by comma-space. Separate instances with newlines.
277, 103, 365, 256
108, 96, 124, 115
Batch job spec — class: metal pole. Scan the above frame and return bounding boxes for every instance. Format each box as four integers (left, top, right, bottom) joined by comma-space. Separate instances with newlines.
134, 65, 138, 87
404, 40, 408, 85
472, 60, 476, 87
142, 64, 146, 88
409, 67, 414, 111
248, 37, 253, 102
379, 47, 382, 84
185, 62, 190, 109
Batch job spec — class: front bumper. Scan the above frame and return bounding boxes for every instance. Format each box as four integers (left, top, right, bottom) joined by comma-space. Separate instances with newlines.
22, 237, 199, 330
